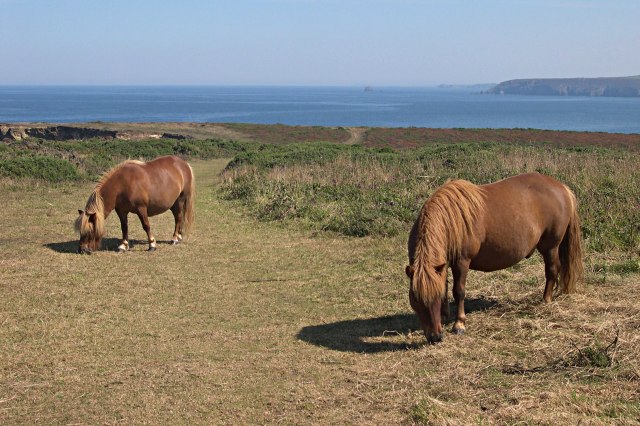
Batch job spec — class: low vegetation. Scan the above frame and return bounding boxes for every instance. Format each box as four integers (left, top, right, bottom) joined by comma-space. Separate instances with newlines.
0, 145, 81, 181
221, 141, 639, 255
223, 123, 351, 145
0, 137, 251, 181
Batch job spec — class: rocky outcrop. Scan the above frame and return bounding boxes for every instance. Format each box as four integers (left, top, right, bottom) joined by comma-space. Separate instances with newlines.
1, 125, 28, 141
485, 76, 640, 97
28, 126, 118, 140
1, 125, 117, 141
0, 125, 192, 141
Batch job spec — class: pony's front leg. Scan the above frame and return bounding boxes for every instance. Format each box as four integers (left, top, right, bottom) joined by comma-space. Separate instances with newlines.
441, 277, 450, 321
116, 210, 129, 252
136, 207, 157, 252
451, 260, 470, 334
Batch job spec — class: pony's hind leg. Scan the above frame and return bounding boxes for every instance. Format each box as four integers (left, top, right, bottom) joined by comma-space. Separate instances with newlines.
541, 247, 560, 303
116, 210, 129, 252
170, 197, 184, 245
136, 207, 157, 252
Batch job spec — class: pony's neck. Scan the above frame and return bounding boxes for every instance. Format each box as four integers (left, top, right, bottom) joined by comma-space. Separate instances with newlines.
95, 186, 115, 219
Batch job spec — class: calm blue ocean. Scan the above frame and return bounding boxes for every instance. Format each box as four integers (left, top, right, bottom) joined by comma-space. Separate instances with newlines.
1, 86, 639, 133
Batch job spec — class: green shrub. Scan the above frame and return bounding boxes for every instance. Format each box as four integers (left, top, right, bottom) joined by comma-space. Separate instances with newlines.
1, 138, 253, 181
0, 155, 80, 181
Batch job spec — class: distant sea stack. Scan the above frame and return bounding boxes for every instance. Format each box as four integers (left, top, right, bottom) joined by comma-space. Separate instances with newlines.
485, 76, 640, 97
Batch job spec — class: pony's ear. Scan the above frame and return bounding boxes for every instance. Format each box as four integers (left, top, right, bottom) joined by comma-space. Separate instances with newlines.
78, 209, 84, 215
435, 263, 446, 274
405, 265, 414, 278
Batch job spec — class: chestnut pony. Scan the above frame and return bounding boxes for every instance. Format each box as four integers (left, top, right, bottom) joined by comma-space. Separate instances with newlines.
406, 173, 583, 344
74, 155, 195, 254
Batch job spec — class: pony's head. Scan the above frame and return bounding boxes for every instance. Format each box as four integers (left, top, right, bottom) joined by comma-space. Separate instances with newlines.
406, 260, 448, 344
74, 192, 105, 254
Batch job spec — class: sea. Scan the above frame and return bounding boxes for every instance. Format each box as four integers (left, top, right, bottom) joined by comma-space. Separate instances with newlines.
1, 85, 639, 134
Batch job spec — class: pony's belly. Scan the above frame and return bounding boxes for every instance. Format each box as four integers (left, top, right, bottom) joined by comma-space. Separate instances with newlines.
146, 189, 182, 216
473, 213, 542, 272
147, 203, 175, 216
470, 244, 532, 272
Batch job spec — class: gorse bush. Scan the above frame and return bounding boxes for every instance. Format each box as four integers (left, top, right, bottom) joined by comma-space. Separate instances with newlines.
221, 142, 639, 254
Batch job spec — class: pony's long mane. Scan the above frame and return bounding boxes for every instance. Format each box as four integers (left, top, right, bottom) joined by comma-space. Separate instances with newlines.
95, 159, 145, 190
412, 180, 486, 304
74, 160, 145, 240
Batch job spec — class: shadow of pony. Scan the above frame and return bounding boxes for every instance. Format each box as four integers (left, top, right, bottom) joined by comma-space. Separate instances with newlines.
296, 297, 499, 353
44, 238, 160, 253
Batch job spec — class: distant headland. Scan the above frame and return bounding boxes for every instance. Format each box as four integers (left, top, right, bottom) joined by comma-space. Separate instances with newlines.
485, 75, 640, 97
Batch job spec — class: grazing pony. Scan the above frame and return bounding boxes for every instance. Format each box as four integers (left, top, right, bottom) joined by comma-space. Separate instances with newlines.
75, 155, 195, 254
406, 173, 583, 344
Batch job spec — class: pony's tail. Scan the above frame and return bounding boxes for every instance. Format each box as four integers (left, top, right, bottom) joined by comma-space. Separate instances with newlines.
182, 163, 196, 237
558, 189, 583, 294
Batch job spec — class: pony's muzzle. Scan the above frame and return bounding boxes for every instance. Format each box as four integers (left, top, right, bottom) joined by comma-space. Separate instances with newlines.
427, 332, 444, 345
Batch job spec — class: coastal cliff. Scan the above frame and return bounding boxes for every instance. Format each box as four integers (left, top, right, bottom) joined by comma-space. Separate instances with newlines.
0, 124, 190, 141
486, 76, 640, 97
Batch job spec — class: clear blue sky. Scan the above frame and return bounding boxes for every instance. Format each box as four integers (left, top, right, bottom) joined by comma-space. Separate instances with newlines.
2, 0, 638, 86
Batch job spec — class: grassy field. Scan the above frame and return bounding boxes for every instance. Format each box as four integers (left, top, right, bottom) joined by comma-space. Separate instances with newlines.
1, 154, 639, 424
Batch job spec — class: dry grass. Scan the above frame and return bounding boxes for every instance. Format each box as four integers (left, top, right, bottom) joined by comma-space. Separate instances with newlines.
1, 159, 639, 425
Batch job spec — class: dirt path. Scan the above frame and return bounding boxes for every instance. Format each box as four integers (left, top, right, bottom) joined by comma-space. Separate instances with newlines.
344, 126, 367, 144
1, 160, 638, 424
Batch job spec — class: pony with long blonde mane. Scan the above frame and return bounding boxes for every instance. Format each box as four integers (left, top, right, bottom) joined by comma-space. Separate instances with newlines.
406, 173, 583, 344
75, 156, 195, 254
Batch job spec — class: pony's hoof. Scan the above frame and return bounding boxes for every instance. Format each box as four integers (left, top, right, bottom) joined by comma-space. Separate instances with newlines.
453, 328, 465, 335
148, 246, 157, 252
117, 248, 126, 253
170, 240, 179, 245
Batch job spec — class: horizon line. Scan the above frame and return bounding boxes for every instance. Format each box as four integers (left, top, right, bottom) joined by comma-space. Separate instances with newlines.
0, 83, 497, 88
